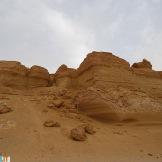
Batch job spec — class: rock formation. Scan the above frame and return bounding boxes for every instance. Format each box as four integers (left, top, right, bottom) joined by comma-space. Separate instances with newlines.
27, 65, 50, 87
132, 59, 152, 69
54, 64, 76, 88
0, 61, 50, 88
0, 51, 162, 122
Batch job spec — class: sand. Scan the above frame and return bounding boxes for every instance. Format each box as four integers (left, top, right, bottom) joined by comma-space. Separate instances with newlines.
0, 87, 162, 162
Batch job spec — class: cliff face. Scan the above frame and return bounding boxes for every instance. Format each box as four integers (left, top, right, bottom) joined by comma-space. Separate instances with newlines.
0, 61, 50, 88
69, 52, 162, 121
0, 52, 162, 121
53, 64, 76, 88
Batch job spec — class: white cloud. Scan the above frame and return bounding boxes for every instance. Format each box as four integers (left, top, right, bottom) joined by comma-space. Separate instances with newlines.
43, 8, 95, 68
0, 0, 161, 72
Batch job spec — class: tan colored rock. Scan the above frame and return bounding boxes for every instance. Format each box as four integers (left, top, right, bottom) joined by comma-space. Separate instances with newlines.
132, 59, 152, 69
53, 99, 64, 108
27, 65, 50, 87
54, 64, 76, 88
43, 120, 60, 127
0, 61, 28, 88
71, 126, 87, 141
0, 102, 12, 114
55, 64, 76, 78
0, 61, 28, 76
0, 51, 162, 123
28, 65, 50, 80
0, 61, 50, 88
77, 51, 130, 75
80, 124, 96, 134
76, 89, 119, 121
84, 124, 96, 134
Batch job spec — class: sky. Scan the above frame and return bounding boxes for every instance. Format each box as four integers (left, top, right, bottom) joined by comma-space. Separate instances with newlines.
0, 0, 162, 72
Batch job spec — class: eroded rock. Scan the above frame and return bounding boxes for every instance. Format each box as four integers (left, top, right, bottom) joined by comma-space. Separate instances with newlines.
83, 124, 96, 134
71, 126, 87, 141
53, 100, 64, 108
0, 102, 12, 114
43, 120, 60, 127
132, 59, 152, 69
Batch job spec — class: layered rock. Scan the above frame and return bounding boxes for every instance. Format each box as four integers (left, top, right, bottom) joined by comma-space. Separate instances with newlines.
76, 87, 162, 122
0, 51, 162, 122
131, 59, 162, 79
77, 51, 130, 75
27, 65, 50, 87
0, 61, 28, 74
74, 51, 131, 88
0, 61, 28, 88
132, 59, 152, 69
71, 52, 162, 122
0, 61, 50, 88
54, 64, 76, 88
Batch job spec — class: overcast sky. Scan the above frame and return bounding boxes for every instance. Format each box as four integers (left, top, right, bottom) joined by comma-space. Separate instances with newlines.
0, 0, 162, 72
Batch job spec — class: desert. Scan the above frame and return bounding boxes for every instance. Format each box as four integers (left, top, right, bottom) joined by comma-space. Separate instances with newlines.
0, 51, 162, 162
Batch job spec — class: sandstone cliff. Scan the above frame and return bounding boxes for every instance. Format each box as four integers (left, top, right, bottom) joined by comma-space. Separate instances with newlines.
0, 52, 162, 122
0, 61, 50, 88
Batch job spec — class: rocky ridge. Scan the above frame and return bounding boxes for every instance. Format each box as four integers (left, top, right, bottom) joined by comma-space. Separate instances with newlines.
0, 51, 162, 122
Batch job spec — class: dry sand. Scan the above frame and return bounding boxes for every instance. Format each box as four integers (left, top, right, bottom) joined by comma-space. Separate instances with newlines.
0, 87, 162, 162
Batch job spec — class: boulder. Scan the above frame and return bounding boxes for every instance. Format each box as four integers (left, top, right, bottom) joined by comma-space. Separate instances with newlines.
80, 124, 96, 134
71, 126, 87, 141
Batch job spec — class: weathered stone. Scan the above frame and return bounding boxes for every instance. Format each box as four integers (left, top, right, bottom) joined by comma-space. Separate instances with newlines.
0, 102, 12, 114
43, 120, 60, 127
71, 126, 87, 141
132, 59, 152, 69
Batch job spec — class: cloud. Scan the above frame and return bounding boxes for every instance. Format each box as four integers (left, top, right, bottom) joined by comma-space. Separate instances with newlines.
0, 0, 162, 72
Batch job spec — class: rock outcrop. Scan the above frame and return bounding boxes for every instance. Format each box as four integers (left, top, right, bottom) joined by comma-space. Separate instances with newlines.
0, 51, 162, 122
71, 52, 162, 122
77, 51, 130, 75
0, 61, 50, 88
54, 64, 76, 88
132, 59, 152, 69
27, 65, 50, 87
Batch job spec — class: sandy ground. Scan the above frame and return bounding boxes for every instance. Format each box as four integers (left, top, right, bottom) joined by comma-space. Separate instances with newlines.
0, 89, 162, 162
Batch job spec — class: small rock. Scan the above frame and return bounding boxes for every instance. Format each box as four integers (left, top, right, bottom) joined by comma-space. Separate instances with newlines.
113, 131, 123, 135
71, 126, 87, 141
81, 124, 96, 134
148, 153, 153, 156
47, 104, 55, 109
43, 120, 61, 127
54, 100, 64, 108
0, 103, 12, 114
